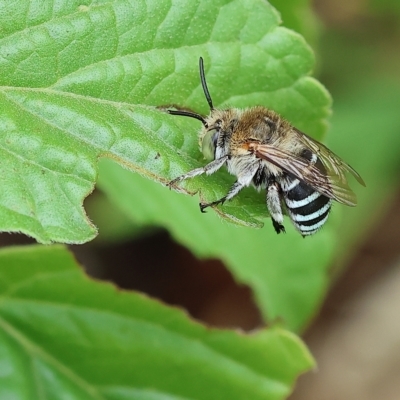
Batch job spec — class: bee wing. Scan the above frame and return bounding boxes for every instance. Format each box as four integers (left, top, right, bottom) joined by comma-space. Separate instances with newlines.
296, 130, 365, 186
249, 133, 364, 206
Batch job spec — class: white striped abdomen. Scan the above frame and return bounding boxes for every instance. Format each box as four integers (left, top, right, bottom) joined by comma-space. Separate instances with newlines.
282, 178, 331, 236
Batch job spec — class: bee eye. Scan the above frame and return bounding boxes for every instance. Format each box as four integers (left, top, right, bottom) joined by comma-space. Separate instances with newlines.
202, 129, 219, 160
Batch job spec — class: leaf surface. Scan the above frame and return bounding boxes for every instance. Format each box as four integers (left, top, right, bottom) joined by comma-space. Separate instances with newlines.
0, 245, 314, 400
0, 0, 331, 243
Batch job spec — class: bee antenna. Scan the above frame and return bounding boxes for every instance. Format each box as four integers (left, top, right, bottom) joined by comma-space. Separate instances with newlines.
167, 109, 208, 127
199, 57, 214, 111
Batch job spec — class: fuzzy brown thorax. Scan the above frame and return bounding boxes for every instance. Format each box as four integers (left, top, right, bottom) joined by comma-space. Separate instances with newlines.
200, 106, 294, 159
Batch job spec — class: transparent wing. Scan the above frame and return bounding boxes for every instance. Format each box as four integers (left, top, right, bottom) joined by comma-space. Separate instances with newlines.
248, 133, 364, 206
296, 130, 365, 185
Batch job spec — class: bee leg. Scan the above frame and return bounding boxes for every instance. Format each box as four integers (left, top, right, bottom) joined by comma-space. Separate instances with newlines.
200, 181, 245, 213
266, 183, 286, 234
168, 156, 228, 187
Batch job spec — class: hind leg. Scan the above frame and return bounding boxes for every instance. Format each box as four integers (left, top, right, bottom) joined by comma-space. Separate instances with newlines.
266, 182, 286, 234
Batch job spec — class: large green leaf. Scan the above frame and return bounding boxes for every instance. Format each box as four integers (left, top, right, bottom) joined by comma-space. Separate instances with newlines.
0, 0, 331, 243
0, 245, 314, 399
97, 159, 337, 332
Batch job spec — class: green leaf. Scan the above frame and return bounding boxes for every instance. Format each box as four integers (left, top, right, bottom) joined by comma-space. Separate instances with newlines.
97, 159, 336, 331
0, 244, 314, 399
0, 0, 330, 243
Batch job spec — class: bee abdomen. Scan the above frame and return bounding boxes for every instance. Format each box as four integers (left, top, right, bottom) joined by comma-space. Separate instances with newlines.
282, 179, 331, 236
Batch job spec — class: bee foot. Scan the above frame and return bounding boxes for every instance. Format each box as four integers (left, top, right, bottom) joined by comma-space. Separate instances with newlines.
272, 220, 286, 234
200, 198, 226, 213
200, 203, 208, 213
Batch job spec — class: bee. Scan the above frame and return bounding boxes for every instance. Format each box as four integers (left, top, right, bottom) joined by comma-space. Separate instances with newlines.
167, 57, 364, 236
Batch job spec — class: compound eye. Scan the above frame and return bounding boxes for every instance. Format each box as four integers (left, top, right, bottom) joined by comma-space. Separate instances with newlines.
201, 129, 219, 160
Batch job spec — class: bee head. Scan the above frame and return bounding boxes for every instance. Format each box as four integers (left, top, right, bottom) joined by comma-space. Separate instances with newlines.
201, 109, 239, 160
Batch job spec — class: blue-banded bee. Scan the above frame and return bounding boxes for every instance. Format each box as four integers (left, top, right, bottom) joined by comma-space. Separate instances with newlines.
167, 58, 364, 236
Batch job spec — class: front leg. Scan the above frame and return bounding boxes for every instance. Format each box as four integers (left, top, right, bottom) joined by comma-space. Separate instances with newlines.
200, 181, 245, 213
168, 156, 228, 187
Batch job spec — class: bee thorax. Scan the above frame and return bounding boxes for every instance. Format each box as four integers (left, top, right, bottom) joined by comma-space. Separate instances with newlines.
227, 155, 260, 186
